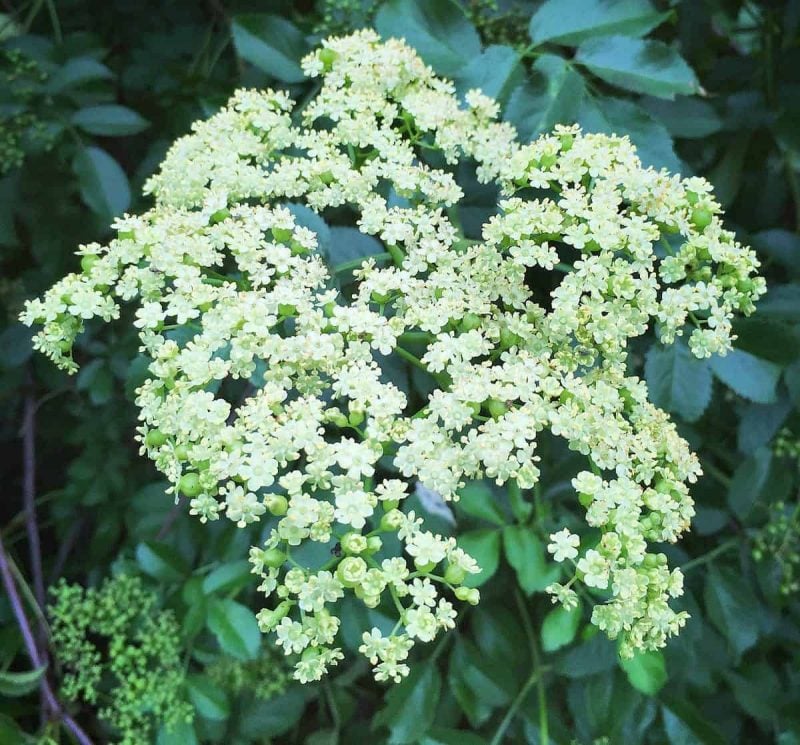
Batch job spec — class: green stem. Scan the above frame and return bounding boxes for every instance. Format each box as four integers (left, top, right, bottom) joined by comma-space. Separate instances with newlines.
554, 262, 574, 274
398, 331, 433, 345
332, 252, 392, 275
508, 479, 532, 523
703, 460, 732, 489
680, 538, 739, 573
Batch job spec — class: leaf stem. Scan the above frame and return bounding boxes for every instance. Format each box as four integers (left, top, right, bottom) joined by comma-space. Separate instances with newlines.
680, 538, 739, 573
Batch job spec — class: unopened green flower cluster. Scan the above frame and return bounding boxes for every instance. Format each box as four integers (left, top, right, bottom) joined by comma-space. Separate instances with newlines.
49, 575, 192, 744
26, 31, 764, 682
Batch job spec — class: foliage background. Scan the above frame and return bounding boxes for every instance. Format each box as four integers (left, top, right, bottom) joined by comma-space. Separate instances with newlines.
1, 0, 799, 743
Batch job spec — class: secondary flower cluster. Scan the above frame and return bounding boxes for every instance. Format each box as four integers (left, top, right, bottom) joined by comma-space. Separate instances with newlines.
23, 30, 764, 679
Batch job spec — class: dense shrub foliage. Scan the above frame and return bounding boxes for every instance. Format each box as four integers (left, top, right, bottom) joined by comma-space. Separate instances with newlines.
1, 1, 799, 744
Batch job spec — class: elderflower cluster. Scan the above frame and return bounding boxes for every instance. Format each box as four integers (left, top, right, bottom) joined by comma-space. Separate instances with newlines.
23, 30, 764, 677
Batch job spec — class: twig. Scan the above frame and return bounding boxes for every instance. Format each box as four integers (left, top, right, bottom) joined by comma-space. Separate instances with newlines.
157, 496, 187, 540
0, 534, 93, 745
21, 386, 46, 617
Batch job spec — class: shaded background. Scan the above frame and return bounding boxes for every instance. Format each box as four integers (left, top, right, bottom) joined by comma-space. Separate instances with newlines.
1, 0, 799, 743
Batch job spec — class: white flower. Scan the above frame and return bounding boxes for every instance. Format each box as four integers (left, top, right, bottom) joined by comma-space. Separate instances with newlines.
547, 528, 580, 562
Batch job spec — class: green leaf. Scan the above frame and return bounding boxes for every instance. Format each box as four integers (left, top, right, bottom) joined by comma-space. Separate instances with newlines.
375, 661, 441, 744
0, 323, 33, 369
207, 598, 261, 660
231, 14, 309, 83
421, 728, 488, 745
620, 650, 667, 695
575, 36, 699, 99
327, 226, 384, 269
645, 341, 712, 422
0, 666, 46, 697
457, 529, 501, 588
578, 95, 682, 171
374, 0, 481, 78
727, 447, 771, 519
72, 105, 149, 136
454, 45, 523, 106
135, 541, 189, 582
47, 57, 113, 92
541, 603, 582, 652
186, 674, 230, 721
557, 632, 617, 678
72, 146, 131, 220
640, 96, 723, 139
503, 525, 559, 594
238, 688, 306, 738
710, 349, 781, 404
660, 698, 728, 745
504, 54, 588, 142
529, 0, 668, 46
455, 481, 506, 526
156, 720, 198, 745
202, 560, 253, 596
704, 565, 760, 657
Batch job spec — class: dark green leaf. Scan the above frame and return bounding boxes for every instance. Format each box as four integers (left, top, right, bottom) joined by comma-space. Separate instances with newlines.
135, 541, 189, 582
727, 447, 771, 519
620, 650, 666, 695
72, 146, 131, 220
72, 105, 149, 136
186, 674, 230, 721
231, 14, 309, 83
503, 525, 560, 594
375, 661, 442, 744
640, 96, 723, 138
541, 604, 582, 652
458, 529, 501, 588
505, 54, 587, 142
0, 666, 46, 697
575, 36, 699, 98
0, 323, 33, 369
374, 0, 481, 78
157, 720, 198, 745
455, 481, 506, 526
207, 598, 261, 660
47, 57, 113, 92
710, 349, 781, 404
529, 0, 668, 46
202, 560, 253, 596
645, 341, 712, 422
454, 45, 523, 106
704, 565, 760, 657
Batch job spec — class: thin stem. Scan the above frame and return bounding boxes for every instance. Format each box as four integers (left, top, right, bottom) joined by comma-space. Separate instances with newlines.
332, 252, 392, 275
22, 388, 45, 615
0, 534, 93, 745
513, 589, 549, 745
680, 538, 739, 573
323, 681, 340, 741
703, 460, 732, 489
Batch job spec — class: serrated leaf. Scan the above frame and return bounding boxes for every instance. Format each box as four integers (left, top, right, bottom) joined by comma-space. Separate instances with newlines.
72, 146, 130, 220
47, 57, 112, 92
72, 105, 149, 136
727, 447, 771, 519
375, 0, 480, 78
0, 666, 46, 697
576, 36, 698, 99
541, 603, 582, 652
641, 95, 723, 139
455, 481, 506, 526
202, 560, 252, 595
458, 529, 501, 588
504, 54, 587, 142
530, 0, 668, 46
620, 650, 666, 694
231, 14, 308, 83
645, 341, 712, 422
704, 565, 760, 657
186, 675, 230, 721
135, 541, 188, 582
375, 661, 441, 744
454, 45, 523, 106
207, 598, 260, 660
710, 349, 781, 404
503, 525, 560, 595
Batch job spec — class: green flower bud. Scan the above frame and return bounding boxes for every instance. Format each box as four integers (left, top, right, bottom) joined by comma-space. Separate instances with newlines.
444, 563, 466, 585
271, 227, 293, 244
209, 208, 230, 224
145, 429, 168, 448
691, 207, 713, 231
380, 509, 404, 532
486, 399, 508, 420
337, 556, 367, 586
319, 48, 338, 71
80, 254, 99, 273
414, 558, 436, 572
341, 532, 368, 555
265, 494, 288, 516
179, 472, 202, 497
263, 548, 286, 568
460, 313, 481, 332
365, 536, 383, 554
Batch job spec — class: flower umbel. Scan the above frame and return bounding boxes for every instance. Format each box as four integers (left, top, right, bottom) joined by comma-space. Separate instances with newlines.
23, 30, 765, 678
